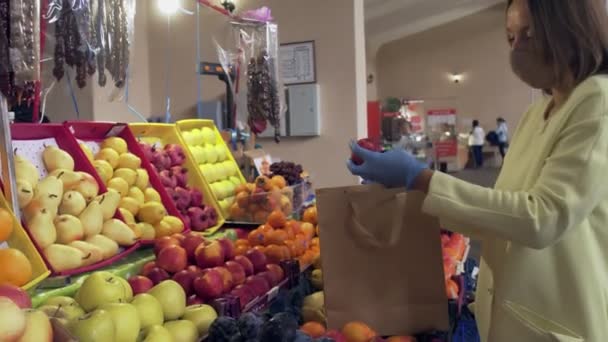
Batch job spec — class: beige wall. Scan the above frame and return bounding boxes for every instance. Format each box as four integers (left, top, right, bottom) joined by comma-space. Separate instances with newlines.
377, 5, 537, 132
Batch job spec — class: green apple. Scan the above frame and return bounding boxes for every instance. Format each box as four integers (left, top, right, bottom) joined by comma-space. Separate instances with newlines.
223, 161, 237, 177
131, 294, 163, 330
229, 176, 242, 186
213, 163, 226, 181
67, 309, 115, 342
204, 144, 218, 163
215, 145, 226, 162
19, 309, 53, 342
164, 320, 198, 342
99, 303, 140, 342
200, 164, 216, 183
141, 325, 173, 342
191, 128, 204, 146
76, 271, 129, 312
148, 280, 186, 321
182, 304, 217, 335
39, 304, 85, 321
210, 183, 222, 200
117, 276, 134, 302
190, 146, 206, 164
43, 296, 78, 307
201, 127, 216, 145
182, 131, 196, 146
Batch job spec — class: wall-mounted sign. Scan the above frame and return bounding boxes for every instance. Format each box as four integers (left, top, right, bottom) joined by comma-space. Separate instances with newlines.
280, 41, 316, 85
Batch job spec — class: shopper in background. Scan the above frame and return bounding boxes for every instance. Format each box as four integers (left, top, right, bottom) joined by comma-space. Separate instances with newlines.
495, 117, 509, 158
470, 120, 485, 168
347, 0, 608, 341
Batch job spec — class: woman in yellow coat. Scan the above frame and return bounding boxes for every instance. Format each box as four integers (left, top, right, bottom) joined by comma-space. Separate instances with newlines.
348, 1, 608, 341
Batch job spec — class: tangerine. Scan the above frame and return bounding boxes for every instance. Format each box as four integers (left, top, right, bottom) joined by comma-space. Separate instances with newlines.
0, 248, 32, 286
267, 210, 287, 229
311, 237, 320, 247
301, 322, 326, 338
235, 245, 249, 256
300, 222, 315, 240
302, 206, 318, 225
229, 203, 246, 220
265, 245, 284, 264
0, 208, 13, 242
279, 245, 291, 260
235, 239, 250, 248
342, 321, 377, 342
248, 229, 265, 246
253, 210, 269, 223
267, 229, 288, 246
235, 184, 249, 195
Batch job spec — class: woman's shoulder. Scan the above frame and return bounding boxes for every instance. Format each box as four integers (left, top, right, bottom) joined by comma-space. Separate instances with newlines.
566, 75, 608, 118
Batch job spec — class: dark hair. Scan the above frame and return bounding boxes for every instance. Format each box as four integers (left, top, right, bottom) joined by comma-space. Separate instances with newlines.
497, 117, 505, 122
473, 120, 480, 127
507, 0, 608, 88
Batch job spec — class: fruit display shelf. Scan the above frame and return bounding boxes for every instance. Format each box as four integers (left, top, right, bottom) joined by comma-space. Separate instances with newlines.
0, 188, 50, 290
129, 123, 225, 235
11, 123, 140, 276
175, 119, 247, 218
65, 121, 187, 244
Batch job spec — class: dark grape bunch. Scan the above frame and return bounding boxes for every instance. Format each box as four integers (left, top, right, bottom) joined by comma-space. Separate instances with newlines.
269, 161, 303, 186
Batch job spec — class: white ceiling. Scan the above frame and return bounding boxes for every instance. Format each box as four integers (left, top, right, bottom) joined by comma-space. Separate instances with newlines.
365, 0, 503, 53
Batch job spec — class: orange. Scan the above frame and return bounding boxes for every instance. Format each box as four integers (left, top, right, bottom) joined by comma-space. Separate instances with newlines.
270, 175, 287, 189
342, 321, 377, 342
284, 240, 298, 257
267, 210, 287, 229
235, 245, 249, 256
235, 239, 250, 248
229, 203, 246, 220
267, 229, 288, 246
235, 184, 250, 195
0, 248, 32, 286
300, 222, 315, 240
253, 210, 269, 223
253, 245, 266, 254
0, 208, 13, 242
258, 224, 273, 233
302, 206, 318, 225
301, 322, 326, 338
279, 245, 291, 260
248, 229, 265, 246
265, 245, 284, 264
311, 237, 320, 247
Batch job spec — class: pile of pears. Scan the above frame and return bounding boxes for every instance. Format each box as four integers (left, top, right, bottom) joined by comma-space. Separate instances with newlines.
85, 137, 183, 240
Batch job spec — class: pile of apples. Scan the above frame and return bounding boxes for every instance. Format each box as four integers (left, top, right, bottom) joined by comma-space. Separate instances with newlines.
15, 144, 137, 273
180, 127, 244, 213
0, 283, 55, 341
130, 231, 286, 311
35, 271, 217, 341
87, 137, 183, 240
139, 141, 219, 232
229, 175, 294, 223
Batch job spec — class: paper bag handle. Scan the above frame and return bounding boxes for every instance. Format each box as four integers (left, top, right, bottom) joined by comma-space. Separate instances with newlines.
348, 192, 407, 249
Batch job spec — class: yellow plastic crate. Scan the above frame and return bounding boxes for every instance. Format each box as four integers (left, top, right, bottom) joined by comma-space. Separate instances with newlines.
128, 123, 225, 235
175, 119, 247, 218
0, 191, 50, 290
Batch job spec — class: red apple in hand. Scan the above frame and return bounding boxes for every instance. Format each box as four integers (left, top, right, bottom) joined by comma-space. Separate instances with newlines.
193, 269, 224, 300
157, 245, 188, 273
351, 138, 382, 165
128, 276, 154, 295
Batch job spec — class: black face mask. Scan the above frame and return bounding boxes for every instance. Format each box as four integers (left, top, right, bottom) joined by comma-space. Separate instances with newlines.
510, 43, 556, 90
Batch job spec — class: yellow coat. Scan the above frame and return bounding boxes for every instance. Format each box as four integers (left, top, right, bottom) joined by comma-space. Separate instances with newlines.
423, 76, 608, 342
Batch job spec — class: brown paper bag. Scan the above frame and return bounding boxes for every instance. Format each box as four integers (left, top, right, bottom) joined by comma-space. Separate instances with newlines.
316, 184, 449, 335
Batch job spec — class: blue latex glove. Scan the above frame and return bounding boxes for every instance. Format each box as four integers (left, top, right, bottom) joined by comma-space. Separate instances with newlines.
347, 142, 428, 189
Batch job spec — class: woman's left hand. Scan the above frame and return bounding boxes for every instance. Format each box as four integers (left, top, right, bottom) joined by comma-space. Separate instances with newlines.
347, 142, 429, 189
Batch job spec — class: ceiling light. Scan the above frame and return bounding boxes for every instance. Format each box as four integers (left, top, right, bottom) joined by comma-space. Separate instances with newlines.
158, 0, 180, 15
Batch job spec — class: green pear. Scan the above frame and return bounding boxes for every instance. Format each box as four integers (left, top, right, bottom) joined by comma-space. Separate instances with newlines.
96, 189, 121, 220
85, 235, 119, 259
96, 148, 120, 169
108, 178, 129, 198
43, 145, 75, 172
135, 169, 149, 190
182, 304, 218, 335
59, 190, 87, 216
15, 153, 39, 187
44, 244, 85, 272
99, 303, 140, 342
80, 201, 104, 238
141, 325, 173, 342
131, 294, 164, 330
74, 172, 100, 203
101, 137, 128, 155
67, 309, 115, 342
75, 272, 129, 312
117, 153, 141, 170
54, 214, 84, 244
164, 320, 198, 342
27, 208, 57, 249
16, 179, 33, 209
148, 280, 186, 321
144, 188, 161, 203
102, 219, 137, 246
50, 169, 82, 191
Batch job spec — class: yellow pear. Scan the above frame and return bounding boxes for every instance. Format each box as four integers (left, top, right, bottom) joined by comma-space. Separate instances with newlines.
119, 197, 140, 216
85, 235, 119, 259
119, 208, 136, 224
73, 172, 99, 203
96, 148, 120, 169
42, 145, 75, 172
135, 169, 149, 190
16, 179, 33, 209
144, 188, 161, 203
127, 222, 142, 239
27, 208, 57, 249
163, 216, 184, 234
54, 215, 84, 244
69, 241, 104, 266
136, 222, 155, 240
107, 178, 129, 198
113, 168, 137, 186
137, 202, 167, 224
44, 244, 85, 272
101, 137, 128, 155
96, 189, 121, 220
79, 201, 104, 238
128, 187, 145, 205
117, 153, 141, 170
154, 220, 173, 238
32, 176, 64, 215
59, 191, 87, 216
50, 169, 83, 191
80, 143, 94, 162
14, 153, 39, 187
93, 160, 114, 184
102, 219, 137, 246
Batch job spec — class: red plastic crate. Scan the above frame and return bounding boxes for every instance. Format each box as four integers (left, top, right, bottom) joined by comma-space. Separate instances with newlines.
64, 121, 188, 244
10, 123, 138, 276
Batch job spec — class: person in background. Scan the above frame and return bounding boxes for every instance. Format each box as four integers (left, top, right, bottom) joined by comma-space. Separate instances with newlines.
470, 120, 485, 168
496, 117, 509, 158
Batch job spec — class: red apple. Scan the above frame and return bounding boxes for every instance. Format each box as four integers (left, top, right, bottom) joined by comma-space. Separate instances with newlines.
233, 255, 254, 276
245, 249, 268, 274
171, 233, 186, 245
147, 267, 170, 285
182, 233, 206, 261
351, 138, 382, 165
157, 245, 188, 273
141, 261, 158, 277
214, 267, 234, 293
265, 264, 285, 285
245, 275, 270, 296
225, 261, 246, 286
195, 241, 225, 269
128, 276, 154, 295
186, 265, 204, 276
217, 238, 235, 261
172, 270, 196, 295
0, 284, 31, 309
154, 236, 180, 255
187, 295, 204, 306
257, 271, 277, 287
230, 284, 255, 309
193, 269, 224, 300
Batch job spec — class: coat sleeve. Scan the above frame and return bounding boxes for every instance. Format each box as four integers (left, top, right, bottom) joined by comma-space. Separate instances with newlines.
422, 92, 608, 249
